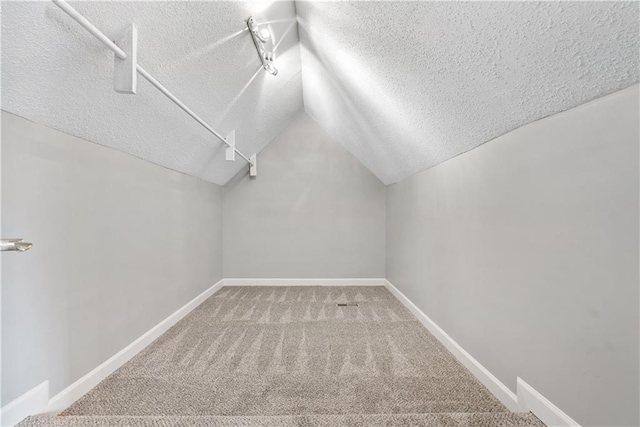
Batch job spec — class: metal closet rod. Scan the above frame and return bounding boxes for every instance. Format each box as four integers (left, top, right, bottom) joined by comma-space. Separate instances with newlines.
52, 0, 253, 165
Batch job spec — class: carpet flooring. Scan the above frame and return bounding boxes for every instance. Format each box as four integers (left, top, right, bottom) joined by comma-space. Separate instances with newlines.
62, 287, 505, 416
19, 413, 545, 426
19, 286, 545, 426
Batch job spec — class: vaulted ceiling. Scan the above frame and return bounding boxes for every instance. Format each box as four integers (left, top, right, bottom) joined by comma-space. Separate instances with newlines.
2, 1, 638, 185
298, 1, 639, 184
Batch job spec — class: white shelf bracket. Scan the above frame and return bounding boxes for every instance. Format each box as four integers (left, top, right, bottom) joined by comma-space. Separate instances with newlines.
249, 154, 257, 177
114, 24, 137, 94
225, 130, 236, 161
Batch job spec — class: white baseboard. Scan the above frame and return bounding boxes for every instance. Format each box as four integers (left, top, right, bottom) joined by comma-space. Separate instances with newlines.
385, 279, 581, 426
384, 280, 520, 411
0, 381, 49, 427
518, 377, 580, 426
46, 279, 224, 415
223, 278, 386, 286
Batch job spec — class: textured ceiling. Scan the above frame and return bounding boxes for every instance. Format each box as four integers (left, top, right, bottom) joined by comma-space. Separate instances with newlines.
1, 1, 302, 185
2, 2, 639, 186
298, 1, 640, 184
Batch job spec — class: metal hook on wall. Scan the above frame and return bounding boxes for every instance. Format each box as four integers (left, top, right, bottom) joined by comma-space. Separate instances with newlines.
1, 239, 33, 252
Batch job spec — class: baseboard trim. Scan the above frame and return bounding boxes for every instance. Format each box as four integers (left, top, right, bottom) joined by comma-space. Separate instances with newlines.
385, 280, 581, 426
517, 378, 580, 426
45, 279, 224, 415
0, 381, 49, 427
384, 279, 520, 412
222, 278, 387, 286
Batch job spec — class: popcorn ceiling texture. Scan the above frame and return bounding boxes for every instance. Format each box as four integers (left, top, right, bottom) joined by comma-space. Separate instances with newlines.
1, 1, 303, 186
297, 1, 640, 184
2, 2, 638, 185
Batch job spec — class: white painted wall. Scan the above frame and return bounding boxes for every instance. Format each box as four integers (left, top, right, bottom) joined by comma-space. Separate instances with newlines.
1, 112, 223, 406
386, 86, 639, 426
223, 113, 386, 279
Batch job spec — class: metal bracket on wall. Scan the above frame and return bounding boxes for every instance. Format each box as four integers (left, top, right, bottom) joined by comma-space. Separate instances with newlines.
225, 130, 236, 161
249, 154, 257, 177
114, 24, 137, 94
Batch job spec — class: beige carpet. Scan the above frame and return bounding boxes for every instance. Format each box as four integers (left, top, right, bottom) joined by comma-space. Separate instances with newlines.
19, 413, 545, 426
19, 286, 544, 426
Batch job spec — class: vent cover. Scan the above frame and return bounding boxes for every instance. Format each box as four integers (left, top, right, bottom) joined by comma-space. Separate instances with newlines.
336, 303, 359, 307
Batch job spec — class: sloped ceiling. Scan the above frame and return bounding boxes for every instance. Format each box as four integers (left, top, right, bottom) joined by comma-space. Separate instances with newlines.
298, 1, 640, 184
2, 2, 639, 186
1, 1, 302, 186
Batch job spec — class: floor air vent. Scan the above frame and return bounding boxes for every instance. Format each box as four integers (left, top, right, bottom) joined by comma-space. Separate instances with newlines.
336, 303, 359, 307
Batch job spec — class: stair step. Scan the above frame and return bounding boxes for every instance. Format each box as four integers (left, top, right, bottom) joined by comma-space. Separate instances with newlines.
18, 413, 545, 427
